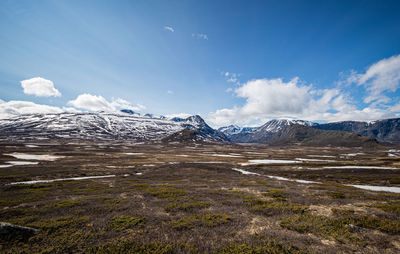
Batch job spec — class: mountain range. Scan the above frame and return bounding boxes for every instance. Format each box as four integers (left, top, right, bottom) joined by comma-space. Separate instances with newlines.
0, 111, 399, 146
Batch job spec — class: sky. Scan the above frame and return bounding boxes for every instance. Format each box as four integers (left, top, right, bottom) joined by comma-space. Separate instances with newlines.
1, 0, 400, 127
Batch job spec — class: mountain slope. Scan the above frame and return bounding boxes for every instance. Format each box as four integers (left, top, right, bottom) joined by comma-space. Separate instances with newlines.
222, 119, 316, 143
0, 113, 228, 142
267, 124, 378, 147
219, 119, 378, 146
314, 118, 400, 143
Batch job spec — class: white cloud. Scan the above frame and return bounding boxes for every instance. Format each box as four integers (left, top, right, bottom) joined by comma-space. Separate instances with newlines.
67, 94, 145, 112
208, 76, 400, 126
0, 100, 63, 119
221, 71, 240, 85
164, 26, 175, 32
192, 33, 208, 40
167, 90, 174, 95
68, 94, 112, 112
20, 77, 61, 97
110, 98, 146, 111
348, 54, 400, 103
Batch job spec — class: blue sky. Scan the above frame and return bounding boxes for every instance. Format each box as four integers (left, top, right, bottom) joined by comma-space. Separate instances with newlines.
1, 0, 400, 126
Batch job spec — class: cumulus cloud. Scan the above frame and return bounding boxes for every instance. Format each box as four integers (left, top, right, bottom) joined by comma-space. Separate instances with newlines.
20, 77, 61, 97
164, 26, 175, 32
0, 100, 63, 119
192, 33, 208, 40
208, 77, 400, 126
67, 94, 145, 112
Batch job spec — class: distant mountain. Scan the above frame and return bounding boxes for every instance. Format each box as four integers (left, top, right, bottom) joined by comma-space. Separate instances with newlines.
314, 118, 400, 143
221, 119, 316, 143
218, 125, 257, 135
0, 113, 228, 143
0, 112, 397, 146
264, 124, 378, 147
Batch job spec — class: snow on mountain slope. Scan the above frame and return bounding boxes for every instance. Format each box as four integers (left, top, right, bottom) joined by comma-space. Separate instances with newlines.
256, 119, 316, 133
218, 125, 257, 135
0, 112, 226, 142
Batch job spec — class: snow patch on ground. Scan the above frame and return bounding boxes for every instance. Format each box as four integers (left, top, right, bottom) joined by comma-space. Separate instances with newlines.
232, 168, 260, 175
4, 153, 65, 161
25, 145, 39, 148
0, 165, 13, 168
232, 168, 318, 184
307, 155, 336, 158
240, 159, 300, 166
322, 166, 398, 170
231, 168, 400, 192
6, 161, 39, 165
346, 184, 400, 193
121, 153, 144, 155
340, 153, 365, 157
244, 152, 269, 155
296, 158, 336, 162
7, 175, 117, 185
204, 153, 242, 158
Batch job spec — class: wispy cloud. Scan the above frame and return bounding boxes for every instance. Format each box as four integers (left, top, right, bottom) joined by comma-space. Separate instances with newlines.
164, 26, 175, 32
192, 33, 208, 40
345, 54, 400, 104
221, 71, 241, 88
20, 77, 61, 97
167, 90, 174, 95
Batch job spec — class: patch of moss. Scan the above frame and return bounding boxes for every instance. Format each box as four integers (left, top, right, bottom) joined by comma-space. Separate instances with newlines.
171, 213, 231, 230
111, 216, 146, 231
87, 240, 198, 254
327, 191, 346, 199
219, 239, 308, 254
244, 198, 307, 216
48, 199, 82, 208
373, 202, 400, 215
145, 186, 185, 199
280, 214, 359, 243
164, 201, 211, 212
263, 189, 288, 198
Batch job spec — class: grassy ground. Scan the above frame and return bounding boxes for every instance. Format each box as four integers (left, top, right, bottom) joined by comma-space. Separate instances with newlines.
0, 142, 399, 253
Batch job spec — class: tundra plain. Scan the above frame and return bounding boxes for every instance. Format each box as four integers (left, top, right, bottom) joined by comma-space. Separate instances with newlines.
0, 142, 399, 253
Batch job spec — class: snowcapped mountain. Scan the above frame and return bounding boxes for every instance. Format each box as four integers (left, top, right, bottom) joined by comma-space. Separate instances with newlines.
219, 118, 377, 146
220, 119, 317, 142
0, 112, 228, 142
257, 119, 316, 133
217, 125, 257, 135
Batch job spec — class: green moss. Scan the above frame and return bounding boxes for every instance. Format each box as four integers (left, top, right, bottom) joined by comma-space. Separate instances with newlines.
327, 191, 346, 199
27, 216, 90, 234
88, 240, 199, 254
164, 201, 211, 212
111, 216, 146, 231
219, 239, 308, 254
48, 199, 82, 208
280, 214, 359, 243
145, 186, 185, 199
263, 189, 288, 198
244, 198, 307, 216
171, 213, 231, 230
373, 202, 400, 215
